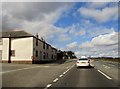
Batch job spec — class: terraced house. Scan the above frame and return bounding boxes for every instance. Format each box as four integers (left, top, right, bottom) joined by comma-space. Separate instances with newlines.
1, 30, 57, 64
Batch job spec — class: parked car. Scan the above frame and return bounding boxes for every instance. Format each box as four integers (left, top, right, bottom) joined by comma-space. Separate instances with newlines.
76, 57, 90, 67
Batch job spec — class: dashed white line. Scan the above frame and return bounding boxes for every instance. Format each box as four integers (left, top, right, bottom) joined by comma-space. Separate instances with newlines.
98, 70, 112, 80
53, 78, 59, 83
63, 71, 66, 75
44, 64, 75, 89
59, 74, 63, 77
44, 84, 52, 89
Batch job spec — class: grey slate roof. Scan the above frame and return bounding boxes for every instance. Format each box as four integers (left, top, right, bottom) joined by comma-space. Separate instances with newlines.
2, 31, 33, 38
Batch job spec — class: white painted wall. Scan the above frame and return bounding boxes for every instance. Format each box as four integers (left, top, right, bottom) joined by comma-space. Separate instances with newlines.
11, 37, 33, 61
2, 38, 9, 61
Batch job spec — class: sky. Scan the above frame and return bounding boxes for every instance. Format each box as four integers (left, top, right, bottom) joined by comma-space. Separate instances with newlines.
2, 1, 119, 58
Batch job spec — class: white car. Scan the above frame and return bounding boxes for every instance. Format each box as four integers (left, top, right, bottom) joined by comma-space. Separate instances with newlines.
76, 58, 90, 67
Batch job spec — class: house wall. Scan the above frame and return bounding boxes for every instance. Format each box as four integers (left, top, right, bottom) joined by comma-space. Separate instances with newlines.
33, 37, 43, 61
33, 37, 57, 62
2, 36, 57, 63
2, 38, 9, 61
2, 37, 33, 63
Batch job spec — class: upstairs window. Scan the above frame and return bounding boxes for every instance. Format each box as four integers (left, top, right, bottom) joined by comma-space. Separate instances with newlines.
47, 45, 49, 49
43, 42, 45, 49
36, 39, 38, 46
36, 50, 38, 57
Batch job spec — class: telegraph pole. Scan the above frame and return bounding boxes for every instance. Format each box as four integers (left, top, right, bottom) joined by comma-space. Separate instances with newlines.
8, 34, 11, 63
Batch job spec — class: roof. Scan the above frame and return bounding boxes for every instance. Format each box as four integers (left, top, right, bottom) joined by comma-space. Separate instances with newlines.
2, 30, 33, 38
2, 30, 57, 50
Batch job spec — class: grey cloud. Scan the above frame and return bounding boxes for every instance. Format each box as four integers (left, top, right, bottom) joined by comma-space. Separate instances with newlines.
2, 2, 70, 21
2, 2, 74, 31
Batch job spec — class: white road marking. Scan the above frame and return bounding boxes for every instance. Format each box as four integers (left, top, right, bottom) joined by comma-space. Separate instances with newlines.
53, 78, 59, 83
1, 66, 49, 74
63, 71, 66, 75
44, 84, 52, 89
98, 70, 112, 80
103, 65, 110, 69
59, 74, 63, 77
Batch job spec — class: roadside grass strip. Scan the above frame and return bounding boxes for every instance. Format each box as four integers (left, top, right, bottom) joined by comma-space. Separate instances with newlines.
98, 70, 112, 80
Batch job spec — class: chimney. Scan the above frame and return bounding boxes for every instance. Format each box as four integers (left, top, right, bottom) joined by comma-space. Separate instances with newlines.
36, 33, 39, 38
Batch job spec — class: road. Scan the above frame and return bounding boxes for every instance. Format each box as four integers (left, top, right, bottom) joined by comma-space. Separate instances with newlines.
50, 66, 118, 87
1, 59, 119, 89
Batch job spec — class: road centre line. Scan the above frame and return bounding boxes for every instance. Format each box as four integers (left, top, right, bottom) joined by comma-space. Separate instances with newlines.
59, 74, 63, 77
45, 64, 75, 89
44, 84, 52, 89
1, 66, 49, 74
97, 70, 112, 80
53, 78, 59, 83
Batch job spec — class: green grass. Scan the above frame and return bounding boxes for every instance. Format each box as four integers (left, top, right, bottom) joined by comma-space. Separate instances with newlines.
96, 58, 120, 63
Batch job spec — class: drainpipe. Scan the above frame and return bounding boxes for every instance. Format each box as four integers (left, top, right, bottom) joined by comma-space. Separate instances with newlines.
8, 34, 11, 63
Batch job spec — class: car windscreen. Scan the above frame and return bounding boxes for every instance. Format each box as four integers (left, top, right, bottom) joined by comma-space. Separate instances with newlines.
79, 58, 88, 60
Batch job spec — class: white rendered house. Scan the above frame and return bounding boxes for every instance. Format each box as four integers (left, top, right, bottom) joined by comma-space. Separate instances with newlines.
1, 30, 57, 64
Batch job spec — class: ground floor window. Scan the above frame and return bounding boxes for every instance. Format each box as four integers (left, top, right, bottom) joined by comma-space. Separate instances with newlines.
43, 52, 45, 59
11, 50, 15, 56
36, 50, 38, 57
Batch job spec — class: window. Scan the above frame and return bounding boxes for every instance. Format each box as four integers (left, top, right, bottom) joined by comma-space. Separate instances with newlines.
36, 50, 38, 57
39, 51, 42, 59
43, 42, 45, 49
36, 39, 38, 46
52, 48, 53, 52
11, 50, 15, 56
52, 54, 53, 59
43, 52, 45, 59
47, 45, 49, 49
47, 53, 48, 58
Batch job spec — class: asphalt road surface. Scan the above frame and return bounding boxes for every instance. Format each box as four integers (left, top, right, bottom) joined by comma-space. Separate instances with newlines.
50, 66, 118, 88
1, 59, 119, 89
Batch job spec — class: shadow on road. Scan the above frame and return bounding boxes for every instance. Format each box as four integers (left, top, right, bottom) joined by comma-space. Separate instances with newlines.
77, 65, 94, 69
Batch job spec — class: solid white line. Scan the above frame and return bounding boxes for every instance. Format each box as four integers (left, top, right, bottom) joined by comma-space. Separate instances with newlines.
53, 78, 59, 83
98, 70, 112, 80
1, 66, 48, 74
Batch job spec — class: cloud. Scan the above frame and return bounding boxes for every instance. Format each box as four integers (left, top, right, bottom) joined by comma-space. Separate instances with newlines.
67, 42, 78, 49
79, 29, 86, 36
86, 2, 109, 9
91, 31, 118, 46
79, 31, 118, 57
2, 2, 73, 30
58, 34, 70, 42
87, 27, 115, 37
2, 2, 74, 41
78, 6, 118, 23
